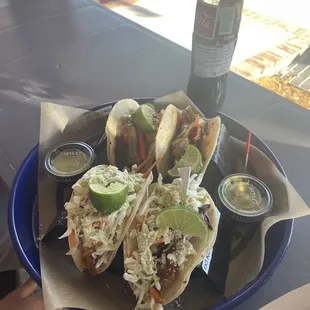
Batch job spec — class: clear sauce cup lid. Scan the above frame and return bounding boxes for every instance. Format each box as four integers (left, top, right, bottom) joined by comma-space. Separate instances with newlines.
44, 141, 95, 182
217, 173, 273, 222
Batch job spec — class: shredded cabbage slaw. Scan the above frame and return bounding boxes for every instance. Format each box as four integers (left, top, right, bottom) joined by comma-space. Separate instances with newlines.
59, 165, 146, 270
124, 175, 211, 310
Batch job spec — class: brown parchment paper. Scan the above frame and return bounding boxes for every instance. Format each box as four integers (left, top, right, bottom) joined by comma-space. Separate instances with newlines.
225, 137, 310, 296
38, 91, 310, 310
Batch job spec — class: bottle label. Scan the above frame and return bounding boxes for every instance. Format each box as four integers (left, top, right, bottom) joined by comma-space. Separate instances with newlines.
193, 0, 243, 78
194, 2, 218, 40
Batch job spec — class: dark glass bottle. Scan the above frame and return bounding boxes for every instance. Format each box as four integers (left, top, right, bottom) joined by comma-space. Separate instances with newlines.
187, 0, 244, 116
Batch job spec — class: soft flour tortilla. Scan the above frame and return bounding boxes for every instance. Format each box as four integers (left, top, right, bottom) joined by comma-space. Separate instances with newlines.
106, 99, 140, 166
67, 166, 153, 274
123, 192, 219, 305
106, 101, 179, 175
156, 112, 221, 179
155, 104, 179, 177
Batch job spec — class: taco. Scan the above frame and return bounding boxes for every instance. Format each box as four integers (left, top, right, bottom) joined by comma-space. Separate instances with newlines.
156, 106, 221, 179
59, 165, 152, 275
106, 99, 178, 173
123, 175, 218, 309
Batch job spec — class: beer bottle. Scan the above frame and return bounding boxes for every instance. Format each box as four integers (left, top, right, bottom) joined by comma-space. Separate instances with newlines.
187, 0, 244, 116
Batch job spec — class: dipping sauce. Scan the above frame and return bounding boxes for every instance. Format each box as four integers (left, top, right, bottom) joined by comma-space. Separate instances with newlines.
53, 149, 90, 173
44, 142, 95, 182
216, 173, 273, 222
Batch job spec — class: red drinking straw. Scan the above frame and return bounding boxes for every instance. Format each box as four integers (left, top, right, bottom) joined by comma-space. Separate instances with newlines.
244, 131, 252, 173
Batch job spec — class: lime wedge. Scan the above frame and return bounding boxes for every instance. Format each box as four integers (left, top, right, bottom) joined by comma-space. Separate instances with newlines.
89, 180, 129, 216
145, 103, 155, 110
168, 145, 202, 178
156, 205, 209, 239
131, 105, 155, 132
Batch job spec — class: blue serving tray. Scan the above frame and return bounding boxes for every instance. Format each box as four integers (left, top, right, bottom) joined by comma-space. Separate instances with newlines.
8, 99, 293, 310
